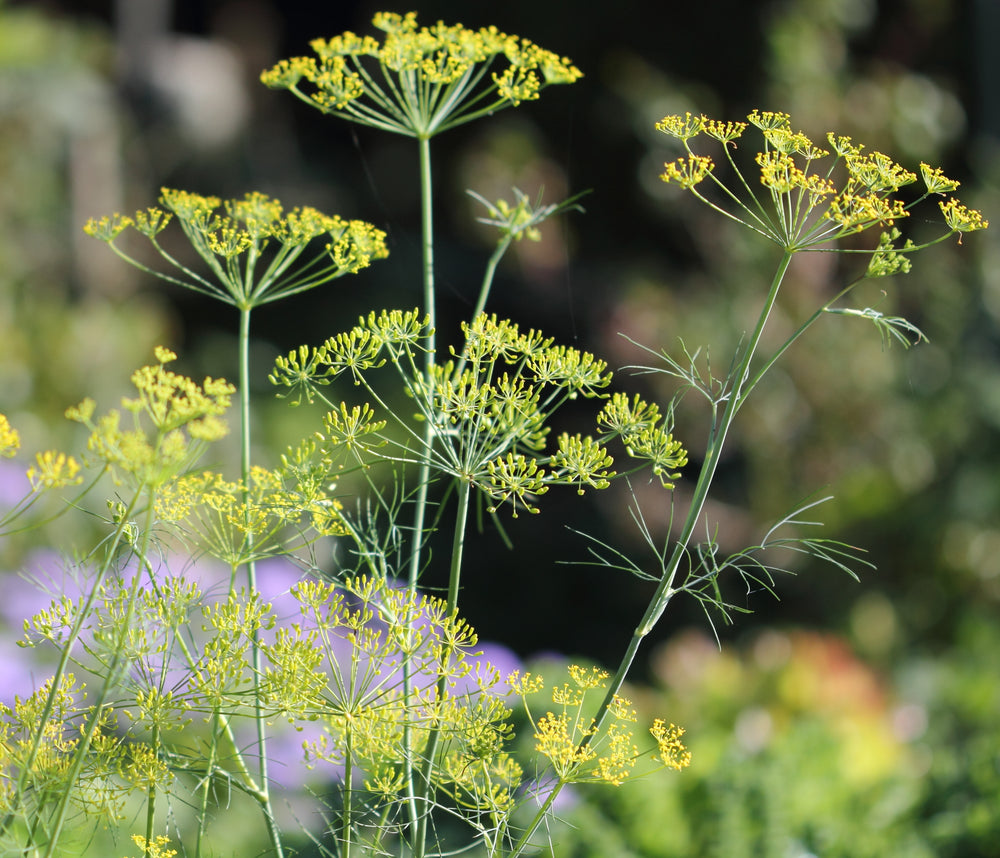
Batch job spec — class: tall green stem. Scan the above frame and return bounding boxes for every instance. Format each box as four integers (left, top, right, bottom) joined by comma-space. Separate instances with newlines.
454, 236, 512, 379
402, 133, 439, 841
407, 134, 437, 591
411, 477, 472, 857
237, 306, 284, 858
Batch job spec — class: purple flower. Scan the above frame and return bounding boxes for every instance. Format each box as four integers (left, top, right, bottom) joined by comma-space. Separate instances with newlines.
0, 459, 29, 509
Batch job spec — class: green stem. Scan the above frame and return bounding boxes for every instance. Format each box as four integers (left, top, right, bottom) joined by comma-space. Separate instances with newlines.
195, 713, 220, 858
341, 733, 354, 858
411, 477, 472, 857
455, 236, 512, 378
407, 133, 437, 591
446, 478, 472, 613
470, 237, 511, 324
403, 132, 439, 840
739, 276, 860, 407
237, 306, 285, 858
509, 250, 795, 858
144, 724, 160, 853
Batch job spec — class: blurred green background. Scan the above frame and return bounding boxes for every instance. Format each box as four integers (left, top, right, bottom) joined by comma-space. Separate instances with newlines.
1, 0, 998, 854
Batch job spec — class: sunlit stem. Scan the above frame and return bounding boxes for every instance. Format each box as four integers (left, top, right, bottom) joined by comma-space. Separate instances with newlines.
341, 733, 355, 858
446, 478, 472, 613
407, 133, 437, 592
403, 132, 438, 840
741, 276, 859, 404
511, 250, 795, 857
411, 477, 472, 857
238, 305, 285, 858
509, 780, 564, 858
195, 714, 221, 858
471, 235, 512, 322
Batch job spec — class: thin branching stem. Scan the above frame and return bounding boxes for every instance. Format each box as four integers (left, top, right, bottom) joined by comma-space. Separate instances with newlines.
237, 306, 284, 858
510, 249, 794, 858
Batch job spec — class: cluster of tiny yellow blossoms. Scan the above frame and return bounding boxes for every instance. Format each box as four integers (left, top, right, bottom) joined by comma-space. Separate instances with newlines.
66, 347, 234, 489
155, 464, 348, 563
126, 835, 176, 858
0, 414, 20, 458
513, 664, 690, 786
84, 190, 388, 311
260, 11, 582, 136
1, 411, 85, 491
26, 451, 82, 491
656, 110, 988, 251
650, 719, 692, 771
272, 310, 685, 516
88, 189, 387, 274
0, 673, 165, 829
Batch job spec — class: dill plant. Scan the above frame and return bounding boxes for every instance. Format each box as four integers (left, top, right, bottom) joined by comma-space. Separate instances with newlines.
0, 11, 988, 858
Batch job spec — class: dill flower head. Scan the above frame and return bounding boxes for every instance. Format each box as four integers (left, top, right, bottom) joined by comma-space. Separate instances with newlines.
26, 451, 82, 491
261, 11, 582, 137
519, 664, 689, 787
84, 191, 388, 310
656, 109, 988, 254
66, 347, 235, 489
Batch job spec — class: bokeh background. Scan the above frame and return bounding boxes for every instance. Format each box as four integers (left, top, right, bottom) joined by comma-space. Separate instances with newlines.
1, 0, 998, 855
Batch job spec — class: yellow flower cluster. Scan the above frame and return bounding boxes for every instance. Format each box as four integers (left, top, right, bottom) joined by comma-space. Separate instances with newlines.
85, 191, 388, 310
940, 197, 989, 236
1, 674, 162, 831
122, 347, 233, 437
66, 348, 234, 489
26, 451, 82, 491
156, 464, 348, 564
518, 664, 689, 787
261, 11, 581, 136
126, 835, 177, 858
0, 414, 20, 458
650, 719, 692, 771
656, 109, 988, 251
660, 154, 714, 189
86, 189, 383, 260
826, 193, 907, 230
655, 112, 705, 141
